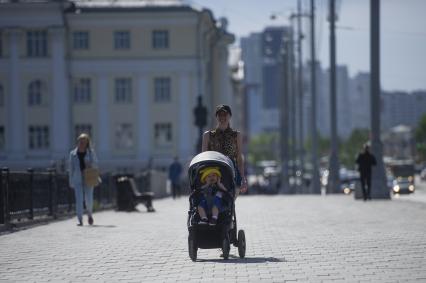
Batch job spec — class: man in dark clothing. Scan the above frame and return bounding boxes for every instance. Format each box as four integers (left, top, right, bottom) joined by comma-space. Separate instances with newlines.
355, 144, 377, 200
168, 157, 183, 199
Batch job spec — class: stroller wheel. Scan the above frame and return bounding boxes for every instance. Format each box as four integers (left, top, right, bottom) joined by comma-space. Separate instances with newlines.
188, 232, 197, 262
222, 236, 230, 260
237, 230, 246, 258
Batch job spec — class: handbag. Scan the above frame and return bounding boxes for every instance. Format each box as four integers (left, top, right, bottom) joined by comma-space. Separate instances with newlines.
84, 167, 100, 187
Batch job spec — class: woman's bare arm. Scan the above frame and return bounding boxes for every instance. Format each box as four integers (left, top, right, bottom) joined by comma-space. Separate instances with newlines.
237, 132, 247, 193
201, 131, 209, 152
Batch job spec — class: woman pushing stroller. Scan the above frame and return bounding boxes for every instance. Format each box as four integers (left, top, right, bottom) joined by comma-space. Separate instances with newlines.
201, 104, 248, 195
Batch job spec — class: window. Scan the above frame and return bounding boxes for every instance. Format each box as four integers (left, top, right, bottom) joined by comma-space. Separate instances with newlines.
73, 31, 89, 50
114, 78, 132, 103
28, 80, 45, 106
114, 31, 130, 50
154, 77, 171, 102
75, 124, 92, 140
115, 123, 134, 149
154, 123, 172, 146
152, 30, 169, 49
28, 125, 49, 150
73, 78, 91, 103
27, 30, 47, 57
0, 126, 4, 150
0, 84, 4, 107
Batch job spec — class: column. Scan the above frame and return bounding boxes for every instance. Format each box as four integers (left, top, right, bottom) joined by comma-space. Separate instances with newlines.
7, 29, 24, 159
97, 75, 110, 159
370, 0, 389, 199
179, 73, 191, 159
50, 27, 71, 158
218, 43, 231, 105
137, 75, 150, 160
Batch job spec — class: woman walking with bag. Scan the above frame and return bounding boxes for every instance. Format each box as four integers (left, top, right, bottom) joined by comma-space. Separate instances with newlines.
69, 133, 99, 226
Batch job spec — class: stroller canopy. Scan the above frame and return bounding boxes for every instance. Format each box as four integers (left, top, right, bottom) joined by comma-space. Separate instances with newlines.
189, 151, 235, 179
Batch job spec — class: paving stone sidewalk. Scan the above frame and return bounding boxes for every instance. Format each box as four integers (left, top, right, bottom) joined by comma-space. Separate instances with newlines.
1, 195, 426, 282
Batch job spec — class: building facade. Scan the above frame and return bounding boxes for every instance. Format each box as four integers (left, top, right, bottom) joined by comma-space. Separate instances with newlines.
349, 72, 371, 131
0, 0, 234, 171
381, 90, 426, 131
241, 27, 293, 139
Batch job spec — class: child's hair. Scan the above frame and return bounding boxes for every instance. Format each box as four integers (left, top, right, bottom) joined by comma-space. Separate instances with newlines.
200, 167, 221, 183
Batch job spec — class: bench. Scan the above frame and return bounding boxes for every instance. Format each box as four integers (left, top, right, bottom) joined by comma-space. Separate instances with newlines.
116, 176, 155, 212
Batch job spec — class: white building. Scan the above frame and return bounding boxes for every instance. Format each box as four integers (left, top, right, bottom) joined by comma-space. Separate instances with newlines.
0, 0, 234, 171
349, 72, 370, 130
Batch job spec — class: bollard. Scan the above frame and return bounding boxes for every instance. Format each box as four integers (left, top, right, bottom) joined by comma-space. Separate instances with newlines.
28, 168, 34, 220
68, 183, 73, 213
0, 168, 4, 224
47, 168, 57, 219
0, 167, 10, 225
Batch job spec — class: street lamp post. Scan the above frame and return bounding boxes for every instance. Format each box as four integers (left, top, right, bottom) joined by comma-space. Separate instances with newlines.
370, 0, 390, 199
289, 26, 297, 193
309, 0, 321, 194
288, 1, 309, 193
194, 96, 207, 153
327, 0, 341, 194
296, 0, 305, 192
280, 38, 290, 194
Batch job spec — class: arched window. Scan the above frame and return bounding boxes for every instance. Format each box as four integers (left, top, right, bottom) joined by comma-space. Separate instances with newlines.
28, 80, 45, 106
0, 84, 4, 107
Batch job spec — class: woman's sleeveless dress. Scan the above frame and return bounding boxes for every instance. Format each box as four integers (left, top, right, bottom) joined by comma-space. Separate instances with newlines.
207, 127, 242, 186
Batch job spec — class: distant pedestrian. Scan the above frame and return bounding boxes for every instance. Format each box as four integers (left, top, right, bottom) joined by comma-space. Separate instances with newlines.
355, 143, 377, 201
168, 156, 183, 199
69, 133, 99, 226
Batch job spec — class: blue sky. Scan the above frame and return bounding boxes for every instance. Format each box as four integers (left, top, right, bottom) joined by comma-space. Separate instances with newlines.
187, 0, 426, 92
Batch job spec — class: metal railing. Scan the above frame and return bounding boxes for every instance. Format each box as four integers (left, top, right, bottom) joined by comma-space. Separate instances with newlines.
0, 168, 116, 225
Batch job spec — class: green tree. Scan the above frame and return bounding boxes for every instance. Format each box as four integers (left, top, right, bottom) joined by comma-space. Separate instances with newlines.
339, 128, 370, 168
304, 135, 331, 157
247, 133, 279, 165
415, 114, 426, 162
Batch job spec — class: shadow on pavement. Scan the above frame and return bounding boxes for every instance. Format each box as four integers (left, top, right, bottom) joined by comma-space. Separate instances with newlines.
198, 255, 286, 264
85, 224, 117, 228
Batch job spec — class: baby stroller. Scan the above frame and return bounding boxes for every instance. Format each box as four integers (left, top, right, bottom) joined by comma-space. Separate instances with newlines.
187, 151, 246, 261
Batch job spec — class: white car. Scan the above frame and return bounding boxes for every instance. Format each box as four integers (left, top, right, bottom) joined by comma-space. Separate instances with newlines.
421, 168, 426, 181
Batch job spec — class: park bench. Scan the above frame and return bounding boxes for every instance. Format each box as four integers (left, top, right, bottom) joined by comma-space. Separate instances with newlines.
116, 176, 155, 212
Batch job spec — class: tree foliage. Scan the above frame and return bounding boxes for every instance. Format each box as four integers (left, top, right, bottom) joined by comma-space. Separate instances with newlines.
339, 128, 370, 168
415, 114, 426, 162
247, 133, 279, 165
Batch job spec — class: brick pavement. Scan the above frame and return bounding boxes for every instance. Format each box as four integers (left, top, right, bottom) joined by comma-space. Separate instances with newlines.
1, 195, 426, 282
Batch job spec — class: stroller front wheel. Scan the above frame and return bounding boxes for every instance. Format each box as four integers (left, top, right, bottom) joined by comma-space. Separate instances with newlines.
222, 236, 230, 260
188, 232, 197, 261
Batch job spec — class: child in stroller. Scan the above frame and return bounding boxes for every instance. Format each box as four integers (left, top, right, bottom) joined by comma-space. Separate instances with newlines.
197, 167, 228, 226
187, 151, 246, 261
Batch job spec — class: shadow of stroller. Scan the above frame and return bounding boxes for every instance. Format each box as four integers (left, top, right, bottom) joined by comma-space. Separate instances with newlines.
198, 255, 286, 264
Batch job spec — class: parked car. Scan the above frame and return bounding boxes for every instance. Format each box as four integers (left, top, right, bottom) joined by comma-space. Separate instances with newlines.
391, 178, 415, 194
340, 181, 357, 195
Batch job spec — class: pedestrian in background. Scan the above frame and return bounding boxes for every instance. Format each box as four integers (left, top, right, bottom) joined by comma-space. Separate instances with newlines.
69, 133, 99, 226
168, 156, 183, 199
355, 143, 377, 201
202, 104, 248, 196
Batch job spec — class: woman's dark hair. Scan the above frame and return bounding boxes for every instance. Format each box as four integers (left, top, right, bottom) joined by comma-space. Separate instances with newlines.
215, 104, 232, 116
